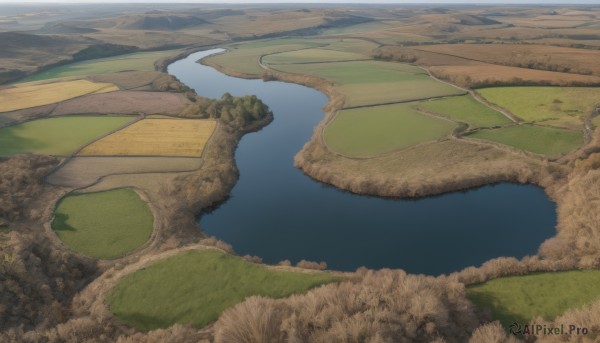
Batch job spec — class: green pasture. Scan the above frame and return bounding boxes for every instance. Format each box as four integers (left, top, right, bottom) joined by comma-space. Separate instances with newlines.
20, 50, 181, 82
467, 270, 600, 327
469, 124, 582, 156
52, 188, 153, 259
107, 249, 339, 330
321, 38, 381, 54
205, 39, 330, 75
271, 60, 465, 107
263, 48, 367, 64
324, 103, 455, 157
419, 95, 512, 128
477, 87, 600, 130
0, 116, 134, 156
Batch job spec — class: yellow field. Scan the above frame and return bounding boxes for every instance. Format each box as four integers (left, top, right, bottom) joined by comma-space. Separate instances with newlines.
78, 119, 217, 157
0, 79, 118, 112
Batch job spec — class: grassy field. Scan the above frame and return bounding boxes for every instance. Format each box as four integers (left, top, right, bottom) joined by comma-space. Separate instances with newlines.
79, 119, 216, 157
477, 87, 600, 130
52, 188, 153, 259
320, 39, 380, 54
0, 116, 134, 156
418, 95, 512, 128
20, 50, 182, 82
205, 38, 330, 75
107, 249, 339, 330
0, 79, 118, 112
271, 60, 465, 107
263, 48, 367, 64
324, 103, 456, 157
469, 124, 583, 156
467, 270, 600, 326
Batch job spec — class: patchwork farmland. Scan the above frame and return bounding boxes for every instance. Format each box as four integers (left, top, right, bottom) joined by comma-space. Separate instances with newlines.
78, 118, 217, 157
0, 116, 134, 156
0, 79, 118, 112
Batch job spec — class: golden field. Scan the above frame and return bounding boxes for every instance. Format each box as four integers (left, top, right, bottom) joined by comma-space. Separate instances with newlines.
0, 79, 118, 112
79, 118, 217, 157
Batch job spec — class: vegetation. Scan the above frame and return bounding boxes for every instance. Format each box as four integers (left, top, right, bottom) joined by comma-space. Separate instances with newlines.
469, 124, 583, 156
107, 249, 338, 330
52, 188, 154, 259
184, 93, 270, 128
0, 116, 134, 156
418, 95, 512, 128
204, 39, 329, 75
78, 118, 216, 157
324, 103, 455, 157
72, 43, 139, 61
270, 60, 465, 107
0, 80, 118, 112
20, 50, 182, 82
263, 48, 366, 64
467, 270, 600, 326
477, 86, 600, 129
213, 269, 480, 343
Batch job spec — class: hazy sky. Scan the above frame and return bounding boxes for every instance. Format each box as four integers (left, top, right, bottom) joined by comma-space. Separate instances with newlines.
0, 0, 599, 3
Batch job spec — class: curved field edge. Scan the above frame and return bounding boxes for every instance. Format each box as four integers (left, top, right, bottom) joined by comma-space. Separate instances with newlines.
324, 103, 456, 157
468, 124, 583, 157
51, 188, 154, 259
467, 270, 600, 327
106, 249, 340, 331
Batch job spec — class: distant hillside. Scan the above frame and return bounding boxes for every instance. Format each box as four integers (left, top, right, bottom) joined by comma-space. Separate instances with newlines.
40, 23, 99, 34
118, 14, 208, 30
454, 14, 501, 25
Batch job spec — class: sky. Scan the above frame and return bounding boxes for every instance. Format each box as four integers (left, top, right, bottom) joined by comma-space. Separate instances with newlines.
0, 0, 599, 3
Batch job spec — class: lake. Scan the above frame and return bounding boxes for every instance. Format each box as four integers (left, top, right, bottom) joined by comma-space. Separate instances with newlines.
168, 49, 556, 275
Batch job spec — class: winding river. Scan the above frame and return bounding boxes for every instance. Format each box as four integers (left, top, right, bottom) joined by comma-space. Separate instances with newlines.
168, 49, 556, 275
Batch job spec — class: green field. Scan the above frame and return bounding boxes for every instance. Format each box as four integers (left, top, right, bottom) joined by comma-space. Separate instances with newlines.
469, 124, 582, 156
320, 39, 381, 54
467, 270, 600, 326
52, 188, 153, 259
263, 48, 367, 64
0, 116, 134, 156
477, 87, 600, 130
20, 50, 181, 82
419, 95, 512, 128
324, 103, 456, 157
205, 38, 330, 75
107, 249, 339, 330
271, 60, 465, 107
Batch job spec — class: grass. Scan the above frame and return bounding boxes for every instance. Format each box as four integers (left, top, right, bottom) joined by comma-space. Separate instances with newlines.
477, 87, 600, 130
0, 116, 135, 156
205, 38, 330, 75
107, 249, 339, 330
20, 50, 182, 82
418, 95, 512, 128
324, 103, 456, 157
469, 124, 583, 156
467, 270, 600, 326
270, 60, 465, 107
263, 48, 367, 64
52, 188, 153, 259
0, 80, 118, 112
78, 118, 216, 157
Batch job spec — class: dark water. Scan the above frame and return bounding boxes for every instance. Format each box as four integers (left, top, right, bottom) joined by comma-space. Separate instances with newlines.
168, 49, 556, 275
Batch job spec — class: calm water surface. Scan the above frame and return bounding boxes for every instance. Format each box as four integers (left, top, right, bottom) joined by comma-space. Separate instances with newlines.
168, 49, 556, 275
